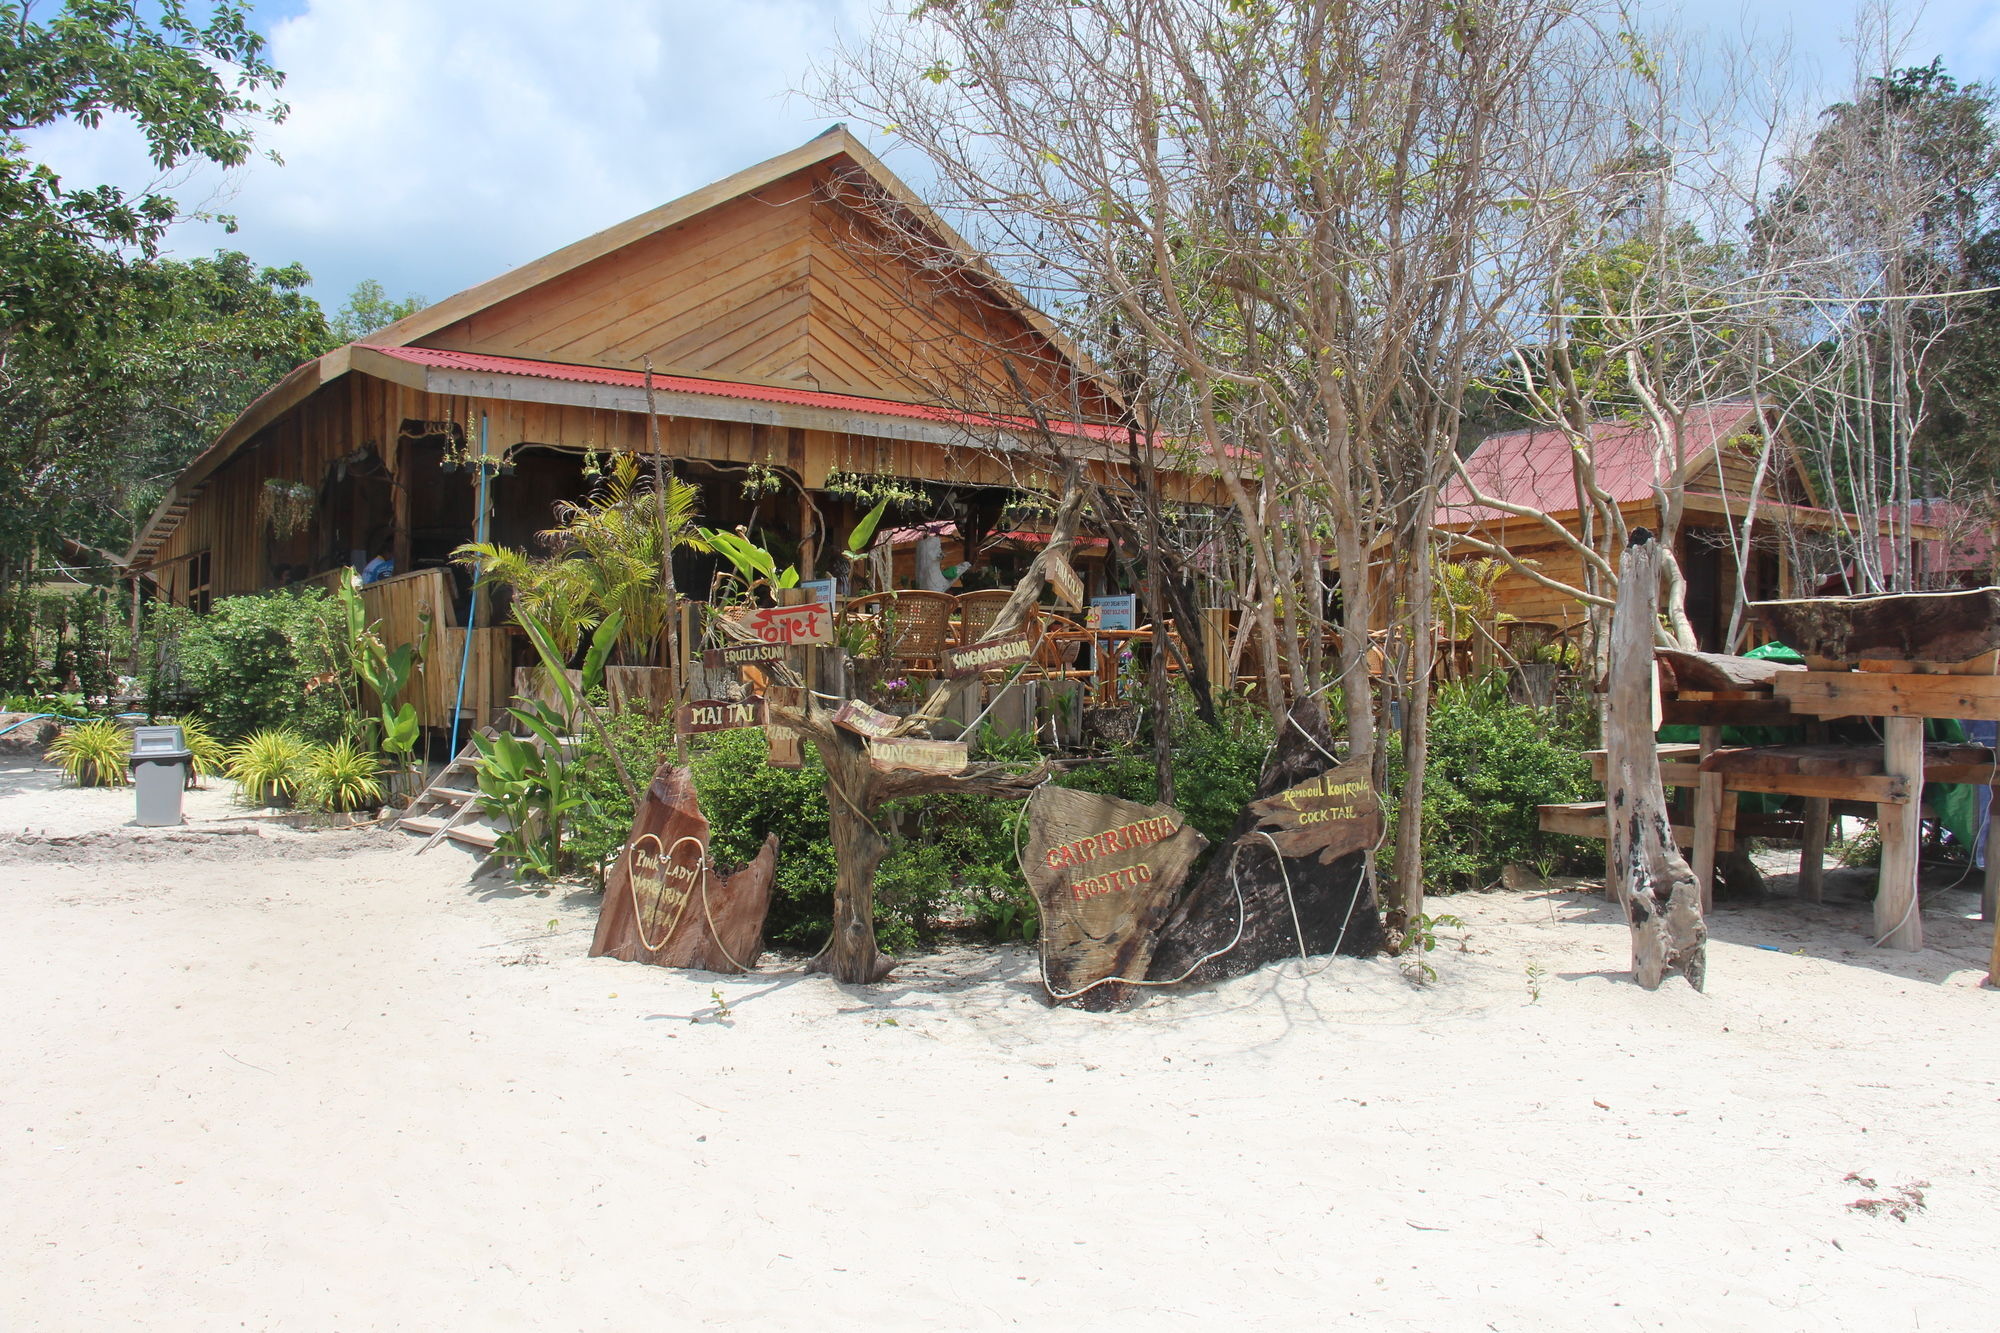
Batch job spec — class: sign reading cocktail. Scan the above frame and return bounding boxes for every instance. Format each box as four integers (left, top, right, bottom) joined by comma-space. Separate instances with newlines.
741, 602, 832, 648
676, 697, 767, 734
1023, 787, 1208, 1004
1245, 758, 1382, 863
944, 630, 1035, 679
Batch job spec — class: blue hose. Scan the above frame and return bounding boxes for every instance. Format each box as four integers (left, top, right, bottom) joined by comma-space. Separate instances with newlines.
0, 710, 148, 737
447, 413, 491, 761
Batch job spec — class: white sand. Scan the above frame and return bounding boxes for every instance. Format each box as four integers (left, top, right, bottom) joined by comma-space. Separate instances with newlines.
2, 754, 1996, 1330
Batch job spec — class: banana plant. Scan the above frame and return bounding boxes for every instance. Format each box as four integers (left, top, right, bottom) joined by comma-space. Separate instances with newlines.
701, 497, 890, 600
471, 609, 624, 879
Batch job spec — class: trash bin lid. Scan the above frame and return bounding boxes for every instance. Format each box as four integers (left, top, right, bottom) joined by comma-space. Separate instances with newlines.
131, 724, 186, 757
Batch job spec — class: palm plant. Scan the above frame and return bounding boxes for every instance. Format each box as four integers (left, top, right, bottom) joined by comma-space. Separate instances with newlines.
47, 719, 130, 787
228, 727, 313, 806
455, 454, 707, 664
164, 716, 228, 785
299, 738, 384, 813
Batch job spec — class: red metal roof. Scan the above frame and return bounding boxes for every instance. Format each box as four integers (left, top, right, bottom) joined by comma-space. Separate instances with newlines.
374, 345, 1129, 443
1436, 402, 1762, 527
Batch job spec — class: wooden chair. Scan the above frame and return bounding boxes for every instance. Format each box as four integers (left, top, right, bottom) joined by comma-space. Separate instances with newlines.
1033, 613, 1096, 682
842, 591, 957, 674
955, 588, 1024, 646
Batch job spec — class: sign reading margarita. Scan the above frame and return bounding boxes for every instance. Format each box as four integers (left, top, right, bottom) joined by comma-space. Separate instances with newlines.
676, 697, 766, 734
1246, 758, 1382, 863
1022, 787, 1207, 1004
742, 602, 832, 647
832, 699, 900, 739
944, 630, 1035, 678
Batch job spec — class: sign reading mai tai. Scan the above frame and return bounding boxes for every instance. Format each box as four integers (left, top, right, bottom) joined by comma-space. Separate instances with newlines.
676, 697, 766, 734
1246, 757, 1383, 863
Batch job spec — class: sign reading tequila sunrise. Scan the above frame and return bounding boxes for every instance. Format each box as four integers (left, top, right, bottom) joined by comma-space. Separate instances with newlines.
704, 640, 789, 670
1245, 758, 1382, 863
1022, 787, 1207, 1004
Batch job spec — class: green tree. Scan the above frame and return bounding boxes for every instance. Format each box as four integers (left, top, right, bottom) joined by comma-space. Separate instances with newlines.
328, 279, 426, 342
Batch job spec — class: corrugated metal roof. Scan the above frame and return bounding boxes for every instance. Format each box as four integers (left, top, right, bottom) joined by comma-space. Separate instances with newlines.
375, 346, 1130, 444
1436, 402, 1762, 526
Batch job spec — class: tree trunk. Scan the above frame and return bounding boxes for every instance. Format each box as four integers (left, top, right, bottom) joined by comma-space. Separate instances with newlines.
810, 730, 895, 984
1605, 530, 1707, 990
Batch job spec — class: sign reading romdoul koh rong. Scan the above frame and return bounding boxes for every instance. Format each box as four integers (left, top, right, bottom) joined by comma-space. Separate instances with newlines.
1022, 787, 1207, 1002
1245, 758, 1382, 863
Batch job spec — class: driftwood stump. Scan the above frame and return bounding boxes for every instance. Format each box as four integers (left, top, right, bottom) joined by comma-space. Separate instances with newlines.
1606, 532, 1707, 990
590, 764, 777, 972
1750, 588, 2000, 665
1143, 704, 1386, 997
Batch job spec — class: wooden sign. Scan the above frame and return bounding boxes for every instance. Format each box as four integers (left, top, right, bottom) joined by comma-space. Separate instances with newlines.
867, 737, 969, 775
676, 697, 766, 733
832, 699, 900, 739
1045, 553, 1084, 611
591, 765, 777, 972
944, 630, 1035, 679
741, 601, 833, 648
704, 640, 788, 670
1023, 787, 1207, 1004
765, 685, 804, 768
1245, 758, 1383, 864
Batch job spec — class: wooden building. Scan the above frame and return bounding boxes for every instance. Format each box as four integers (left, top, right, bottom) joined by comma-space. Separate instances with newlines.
1434, 402, 1835, 652
127, 127, 1211, 726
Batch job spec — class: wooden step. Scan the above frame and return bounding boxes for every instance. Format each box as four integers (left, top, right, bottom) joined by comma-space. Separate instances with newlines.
1538, 800, 1709, 851
398, 814, 500, 851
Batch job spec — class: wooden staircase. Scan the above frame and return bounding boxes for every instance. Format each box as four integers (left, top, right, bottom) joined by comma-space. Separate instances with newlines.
395, 735, 502, 853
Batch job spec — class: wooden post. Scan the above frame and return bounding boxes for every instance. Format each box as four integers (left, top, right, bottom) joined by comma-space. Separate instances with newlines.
1693, 723, 1723, 913
1799, 799, 1830, 903
1603, 530, 1706, 990
1877, 714, 1925, 951
1982, 785, 1999, 924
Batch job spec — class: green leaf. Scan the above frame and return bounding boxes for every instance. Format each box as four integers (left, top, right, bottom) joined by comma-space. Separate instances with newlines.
845, 497, 892, 555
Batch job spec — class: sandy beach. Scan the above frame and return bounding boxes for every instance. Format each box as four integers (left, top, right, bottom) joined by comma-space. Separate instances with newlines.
2, 754, 1995, 1331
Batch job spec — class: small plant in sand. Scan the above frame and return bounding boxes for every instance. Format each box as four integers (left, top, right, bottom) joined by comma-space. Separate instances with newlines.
708, 988, 733, 1021
299, 738, 385, 813
1525, 960, 1547, 1003
228, 727, 313, 806
1395, 912, 1467, 986
47, 718, 130, 787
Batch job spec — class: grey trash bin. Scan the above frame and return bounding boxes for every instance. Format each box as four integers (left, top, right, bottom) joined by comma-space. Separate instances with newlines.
129, 724, 193, 827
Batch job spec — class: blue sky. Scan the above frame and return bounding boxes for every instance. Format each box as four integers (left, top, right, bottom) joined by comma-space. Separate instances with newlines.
23, 0, 2000, 316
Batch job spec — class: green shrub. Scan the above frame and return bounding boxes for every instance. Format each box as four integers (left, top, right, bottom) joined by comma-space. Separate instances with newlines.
143, 593, 349, 741
1387, 673, 1599, 893
300, 738, 384, 813
164, 716, 228, 784
47, 718, 130, 786
227, 727, 314, 806
1057, 687, 1274, 846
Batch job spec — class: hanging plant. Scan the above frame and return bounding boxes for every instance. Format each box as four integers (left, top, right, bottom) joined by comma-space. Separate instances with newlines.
259, 479, 317, 539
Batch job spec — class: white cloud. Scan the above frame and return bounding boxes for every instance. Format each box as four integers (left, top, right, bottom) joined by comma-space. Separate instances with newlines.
27, 0, 885, 306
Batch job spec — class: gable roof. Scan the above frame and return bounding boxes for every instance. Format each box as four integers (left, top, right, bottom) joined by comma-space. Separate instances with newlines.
1436, 401, 1765, 528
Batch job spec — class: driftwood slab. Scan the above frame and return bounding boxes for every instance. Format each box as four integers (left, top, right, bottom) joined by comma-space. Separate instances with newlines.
1244, 758, 1383, 864
1023, 787, 1206, 1008
1657, 648, 1803, 693
590, 764, 776, 973
1750, 588, 2000, 665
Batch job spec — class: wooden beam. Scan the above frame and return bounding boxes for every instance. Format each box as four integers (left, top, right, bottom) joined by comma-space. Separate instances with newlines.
1982, 786, 1999, 924
1660, 697, 1800, 727
1694, 725, 1723, 911
1752, 588, 2000, 666
1799, 798, 1830, 902
1774, 670, 2000, 720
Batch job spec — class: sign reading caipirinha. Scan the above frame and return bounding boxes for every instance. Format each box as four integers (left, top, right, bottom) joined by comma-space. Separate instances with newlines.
1245, 758, 1382, 863
1022, 787, 1206, 1003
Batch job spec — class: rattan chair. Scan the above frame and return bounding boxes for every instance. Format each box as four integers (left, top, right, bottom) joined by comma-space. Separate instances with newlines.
842, 590, 957, 674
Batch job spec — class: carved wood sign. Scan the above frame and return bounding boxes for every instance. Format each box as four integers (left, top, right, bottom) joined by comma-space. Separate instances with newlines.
591, 764, 777, 972
1045, 553, 1085, 611
1245, 758, 1382, 864
704, 640, 789, 670
944, 630, 1036, 679
676, 697, 766, 733
832, 699, 901, 739
867, 737, 969, 775
1023, 787, 1207, 1002
741, 602, 833, 647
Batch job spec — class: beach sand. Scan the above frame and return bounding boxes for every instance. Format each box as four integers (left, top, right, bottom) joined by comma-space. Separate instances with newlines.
2, 755, 1995, 1330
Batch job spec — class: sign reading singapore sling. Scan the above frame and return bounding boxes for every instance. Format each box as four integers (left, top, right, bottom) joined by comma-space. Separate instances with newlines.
1023, 787, 1207, 999
1246, 758, 1383, 863
943, 630, 1035, 679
